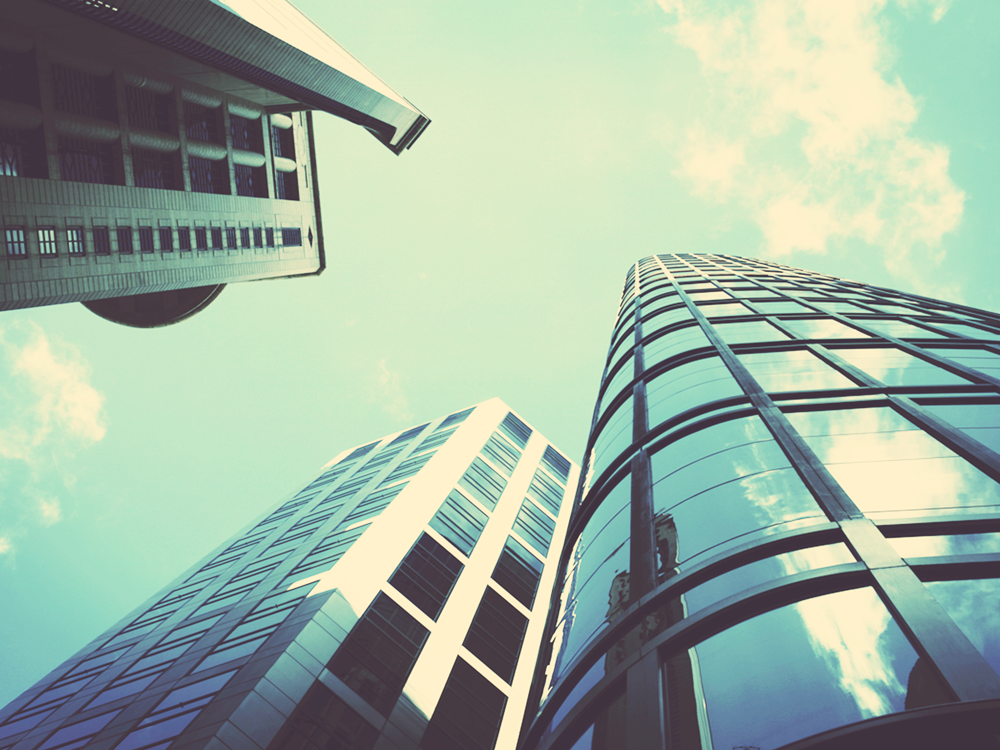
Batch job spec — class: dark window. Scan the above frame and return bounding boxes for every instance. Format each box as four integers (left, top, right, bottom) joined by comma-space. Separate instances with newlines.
499, 412, 532, 448
269, 682, 378, 750
542, 446, 571, 482
117, 226, 133, 254
239, 228, 250, 248
0, 126, 46, 178
93, 227, 110, 255
35, 709, 121, 750
419, 658, 507, 750
389, 534, 464, 620
51, 64, 115, 119
133, 148, 177, 190
492, 536, 543, 609
463, 588, 528, 683
270, 122, 294, 159
253, 227, 263, 247
58, 137, 115, 184
189, 156, 229, 195
344, 442, 379, 461
210, 227, 222, 249
158, 227, 173, 252
125, 86, 171, 132
265, 227, 275, 247
429, 489, 489, 556
481, 433, 521, 476
225, 227, 237, 249
5, 227, 26, 257
275, 170, 299, 201
458, 458, 507, 511
513, 499, 555, 554
234, 164, 267, 197
0, 48, 40, 107
437, 407, 475, 431
328, 593, 430, 714
195, 227, 208, 250
37, 227, 57, 255
229, 115, 262, 152
67, 227, 85, 255
281, 227, 302, 247
138, 226, 154, 253
184, 102, 220, 143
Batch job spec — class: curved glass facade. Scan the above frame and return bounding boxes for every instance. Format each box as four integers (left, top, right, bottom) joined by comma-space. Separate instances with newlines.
523, 254, 1000, 750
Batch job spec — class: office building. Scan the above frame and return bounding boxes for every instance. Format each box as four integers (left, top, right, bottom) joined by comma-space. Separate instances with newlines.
0, 398, 577, 750
521, 254, 1000, 750
0, 0, 428, 326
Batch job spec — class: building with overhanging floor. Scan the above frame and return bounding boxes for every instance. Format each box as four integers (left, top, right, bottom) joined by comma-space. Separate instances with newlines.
520, 253, 1000, 750
0, 399, 577, 750
0, 0, 428, 326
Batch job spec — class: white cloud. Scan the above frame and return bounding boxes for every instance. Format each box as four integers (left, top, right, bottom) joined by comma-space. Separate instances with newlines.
370, 359, 413, 423
39, 498, 62, 526
0, 536, 11, 555
658, 0, 963, 290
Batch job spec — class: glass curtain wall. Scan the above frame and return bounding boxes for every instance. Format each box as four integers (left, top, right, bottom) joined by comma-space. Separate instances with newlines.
522, 253, 1000, 750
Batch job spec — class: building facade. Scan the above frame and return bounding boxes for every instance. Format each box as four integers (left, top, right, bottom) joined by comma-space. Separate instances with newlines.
521, 254, 1000, 750
0, 399, 577, 750
0, 0, 428, 325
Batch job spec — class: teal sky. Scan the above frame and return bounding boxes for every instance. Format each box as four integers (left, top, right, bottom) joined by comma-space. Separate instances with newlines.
1, 0, 998, 708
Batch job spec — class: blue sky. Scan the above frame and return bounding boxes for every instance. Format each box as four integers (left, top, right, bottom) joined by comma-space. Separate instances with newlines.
1, 0, 998, 708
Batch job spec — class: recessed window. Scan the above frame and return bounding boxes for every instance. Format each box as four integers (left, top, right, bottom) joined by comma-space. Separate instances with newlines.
420, 658, 506, 750
281, 227, 302, 246
194, 227, 207, 250
116, 227, 133, 254
389, 533, 463, 620
67, 227, 85, 255
464, 587, 529, 683
38, 227, 57, 255
253, 227, 263, 247
138, 226, 154, 253
158, 227, 173, 252
5, 227, 26, 257
93, 227, 110, 255
239, 228, 250, 248
210, 227, 222, 249
265, 227, 274, 247
225, 227, 237, 249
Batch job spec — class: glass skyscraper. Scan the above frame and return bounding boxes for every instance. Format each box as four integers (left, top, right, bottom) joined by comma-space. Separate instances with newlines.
522, 254, 1000, 750
0, 399, 577, 750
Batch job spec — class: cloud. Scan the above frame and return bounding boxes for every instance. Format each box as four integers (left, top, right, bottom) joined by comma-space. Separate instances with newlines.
0, 536, 11, 555
659, 0, 963, 291
39, 498, 62, 526
370, 359, 413, 423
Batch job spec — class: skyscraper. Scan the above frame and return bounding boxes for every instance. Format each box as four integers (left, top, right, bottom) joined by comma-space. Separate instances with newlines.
0, 0, 428, 326
0, 399, 577, 750
521, 254, 1000, 750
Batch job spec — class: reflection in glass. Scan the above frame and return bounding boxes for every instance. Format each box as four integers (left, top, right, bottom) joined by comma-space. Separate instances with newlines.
713, 320, 790, 345
750, 300, 812, 314
687, 290, 731, 302
833, 348, 970, 387
925, 578, 1000, 676
698, 301, 750, 318
675, 588, 924, 750
928, 348, 1000, 381
888, 533, 1000, 557
642, 326, 711, 370
564, 692, 626, 750
647, 357, 743, 427
930, 322, 1000, 341
598, 357, 634, 417
785, 407, 1000, 516
652, 417, 824, 569
918, 402, 1000, 454
780, 318, 871, 339
642, 304, 693, 330
739, 350, 857, 392
589, 397, 633, 481
857, 319, 945, 339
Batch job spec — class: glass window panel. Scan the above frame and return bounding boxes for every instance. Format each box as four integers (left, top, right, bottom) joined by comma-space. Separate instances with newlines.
599, 357, 634, 417
492, 536, 543, 609
785, 407, 1000, 516
730, 288, 777, 299
930, 322, 1000, 341
698, 302, 750, 318
643, 326, 711, 370
780, 318, 871, 339
863, 302, 927, 316
888, 533, 1000, 557
647, 357, 743, 427
430, 490, 489, 557
925, 579, 1000, 677
918, 402, 1000, 454
928, 348, 1000, 381
686, 290, 731, 302
608, 327, 634, 363
811, 300, 869, 314
739, 350, 857, 392
713, 320, 790, 345
833, 347, 970, 387
857, 319, 945, 339
589, 397, 632, 480
642, 304, 693, 331
750, 300, 813, 314
677, 588, 921, 750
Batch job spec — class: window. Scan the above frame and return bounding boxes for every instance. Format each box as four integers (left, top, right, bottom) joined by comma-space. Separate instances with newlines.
116, 226, 133, 254
210, 227, 222, 249
419, 658, 507, 750
463, 587, 529, 683
37, 227, 57, 255
138, 226, 154, 253
437, 407, 475, 430
500, 412, 532, 448
389, 534, 463, 620
526, 469, 564, 515
194, 227, 207, 251
269, 682, 378, 750
239, 228, 250, 248
832, 347, 969, 387
328, 593, 430, 714
481, 433, 521, 476
225, 227, 237, 249
430, 490, 489, 556
390, 423, 430, 445
542, 446, 571, 482
67, 227, 85, 255
36, 709, 121, 750
512, 499, 556, 554
93, 226, 110, 255
265, 227, 275, 247
739, 350, 857, 392
5, 227, 26, 256
275, 170, 299, 201
158, 227, 173, 252
492, 536, 543, 609
458, 458, 507, 511
281, 227, 302, 246
253, 227, 263, 247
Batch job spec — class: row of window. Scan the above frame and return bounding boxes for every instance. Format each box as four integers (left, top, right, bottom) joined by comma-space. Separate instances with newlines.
4, 225, 303, 257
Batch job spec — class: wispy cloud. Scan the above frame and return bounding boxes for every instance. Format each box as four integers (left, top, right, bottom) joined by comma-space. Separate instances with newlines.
0, 322, 107, 558
369, 359, 413, 423
658, 0, 963, 292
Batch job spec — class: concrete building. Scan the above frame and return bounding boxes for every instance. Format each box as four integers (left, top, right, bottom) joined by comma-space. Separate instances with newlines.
0, 399, 576, 750
520, 253, 1000, 750
0, 0, 428, 326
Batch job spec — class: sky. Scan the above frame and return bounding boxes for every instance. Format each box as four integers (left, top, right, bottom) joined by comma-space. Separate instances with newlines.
1, 0, 998, 709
